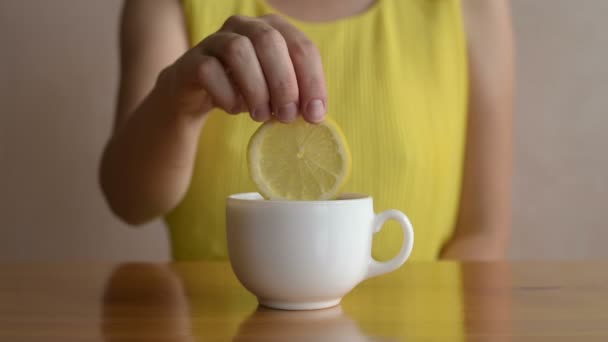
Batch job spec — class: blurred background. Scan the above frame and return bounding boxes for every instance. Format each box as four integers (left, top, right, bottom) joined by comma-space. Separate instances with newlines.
1, 0, 606, 261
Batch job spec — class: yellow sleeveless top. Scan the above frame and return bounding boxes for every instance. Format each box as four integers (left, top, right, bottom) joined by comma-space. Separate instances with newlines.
167, 0, 469, 261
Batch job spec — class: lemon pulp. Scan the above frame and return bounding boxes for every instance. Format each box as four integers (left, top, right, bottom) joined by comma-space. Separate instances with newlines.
247, 117, 351, 200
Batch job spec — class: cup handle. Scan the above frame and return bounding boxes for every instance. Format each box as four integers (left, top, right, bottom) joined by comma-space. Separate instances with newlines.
365, 210, 415, 279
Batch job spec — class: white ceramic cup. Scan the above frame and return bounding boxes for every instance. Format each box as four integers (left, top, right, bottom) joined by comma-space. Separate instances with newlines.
226, 192, 414, 310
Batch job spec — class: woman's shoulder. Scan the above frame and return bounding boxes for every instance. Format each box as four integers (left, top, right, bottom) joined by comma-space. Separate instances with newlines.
461, 0, 513, 62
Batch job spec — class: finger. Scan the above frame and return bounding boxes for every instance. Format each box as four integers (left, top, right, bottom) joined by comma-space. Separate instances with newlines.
223, 15, 299, 122
171, 50, 242, 115
232, 93, 249, 114
193, 55, 243, 114
201, 31, 272, 122
262, 14, 327, 123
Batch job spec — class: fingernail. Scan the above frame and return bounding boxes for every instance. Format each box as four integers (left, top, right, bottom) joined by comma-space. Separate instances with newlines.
306, 100, 325, 122
277, 102, 298, 122
252, 103, 271, 121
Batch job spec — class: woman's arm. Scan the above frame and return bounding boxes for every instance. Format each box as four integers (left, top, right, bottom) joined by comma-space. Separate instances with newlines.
100, 0, 202, 225
100, 1, 327, 225
441, 0, 514, 260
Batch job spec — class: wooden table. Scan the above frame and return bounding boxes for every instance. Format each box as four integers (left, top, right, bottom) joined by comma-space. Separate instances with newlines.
0, 262, 607, 341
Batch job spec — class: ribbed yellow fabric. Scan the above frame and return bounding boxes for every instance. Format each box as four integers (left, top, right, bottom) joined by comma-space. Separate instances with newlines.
167, 0, 468, 261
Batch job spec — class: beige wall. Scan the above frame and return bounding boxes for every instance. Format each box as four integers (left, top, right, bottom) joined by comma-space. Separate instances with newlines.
510, 0, 608, 259
0, 0, 606, 261
0, 0, 169, 261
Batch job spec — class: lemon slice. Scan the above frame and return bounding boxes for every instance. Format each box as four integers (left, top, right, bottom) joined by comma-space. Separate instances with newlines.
248, 117, 351, 200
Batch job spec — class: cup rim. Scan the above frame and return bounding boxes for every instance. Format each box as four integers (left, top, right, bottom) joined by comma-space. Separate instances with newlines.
227, 192, 372, 206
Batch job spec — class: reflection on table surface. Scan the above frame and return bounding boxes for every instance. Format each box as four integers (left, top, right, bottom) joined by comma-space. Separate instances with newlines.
100, 262, 494, 341
234, 306, 381, 341
101, 263, 389, 341
2, 261, 608, 340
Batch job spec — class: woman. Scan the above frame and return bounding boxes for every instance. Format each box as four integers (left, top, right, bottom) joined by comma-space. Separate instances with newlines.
100, 0, 513, 261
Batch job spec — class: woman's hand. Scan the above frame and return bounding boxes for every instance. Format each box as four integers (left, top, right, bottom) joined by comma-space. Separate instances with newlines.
102, 1, 329, 226
161, 14, 327, 123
